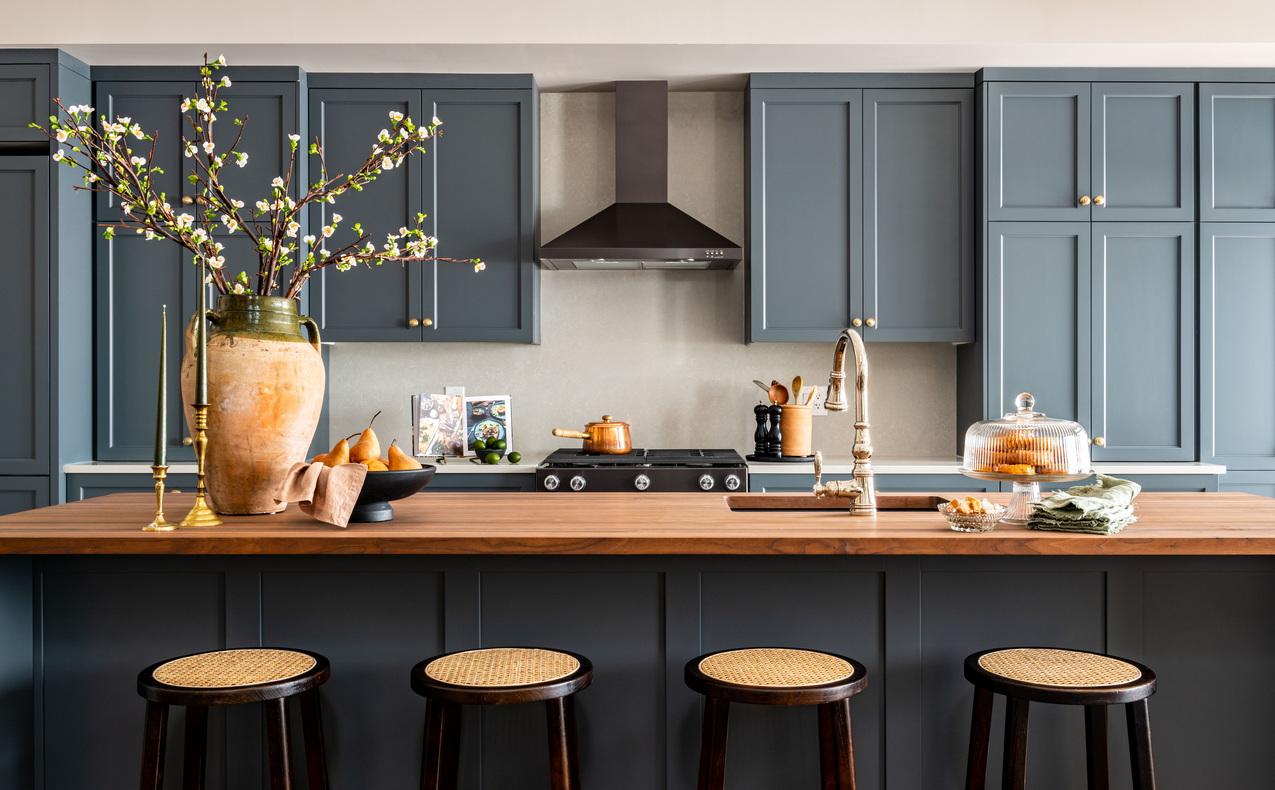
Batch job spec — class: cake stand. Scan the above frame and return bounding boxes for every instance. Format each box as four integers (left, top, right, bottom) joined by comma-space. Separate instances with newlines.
957, 468, 1095, 525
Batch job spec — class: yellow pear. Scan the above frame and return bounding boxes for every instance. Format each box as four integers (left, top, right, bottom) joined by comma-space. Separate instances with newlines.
323, 434, 358, 467
349, 411, 382, 463
387, 440, 423, 470
360, 458, 389, 471
311, 452, 328, 464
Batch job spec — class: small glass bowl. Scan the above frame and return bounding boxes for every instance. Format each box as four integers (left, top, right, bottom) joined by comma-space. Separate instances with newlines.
937, 502, 1007, 533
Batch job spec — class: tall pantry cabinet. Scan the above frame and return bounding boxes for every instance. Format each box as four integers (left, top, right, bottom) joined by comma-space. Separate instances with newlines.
0, 51, 93, 513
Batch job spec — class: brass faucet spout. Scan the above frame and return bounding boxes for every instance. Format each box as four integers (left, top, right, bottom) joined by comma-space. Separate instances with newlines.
819, 328, 875, 515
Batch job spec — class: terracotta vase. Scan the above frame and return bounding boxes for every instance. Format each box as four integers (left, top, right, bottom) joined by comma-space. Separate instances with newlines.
181, 294, 324, 515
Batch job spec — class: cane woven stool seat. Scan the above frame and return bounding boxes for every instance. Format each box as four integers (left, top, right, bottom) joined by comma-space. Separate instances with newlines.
685, 647, 868, 790
963, 647, 1158, 790
410, 647, 593, 790
137, 647, 330, 790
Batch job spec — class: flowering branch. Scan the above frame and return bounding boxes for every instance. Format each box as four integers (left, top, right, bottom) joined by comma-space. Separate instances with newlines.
28, 53, 483, 299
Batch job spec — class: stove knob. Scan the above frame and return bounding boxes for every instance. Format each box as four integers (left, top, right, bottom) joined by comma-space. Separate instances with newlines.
634, 474, 651, 491
724, 474, 742, 491
569, 475, 587, 492
698, 474, 715, 491
542, 474, 560, 491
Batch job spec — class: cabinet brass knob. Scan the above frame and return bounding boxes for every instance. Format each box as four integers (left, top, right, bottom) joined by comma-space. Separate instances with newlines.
182, 437, 193, 446
1094, 195, 1106, 206
1094, 436, 1106, 446
865, 317, 877, 327
1079, 195, 1091, 206
852, 318, 863, 327
408, 318, 420, 327
181, 196, 194, 205
422, 318, 433, 327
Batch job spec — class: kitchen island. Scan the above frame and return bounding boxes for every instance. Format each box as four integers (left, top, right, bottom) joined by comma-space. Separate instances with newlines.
3, 491, 1274, 789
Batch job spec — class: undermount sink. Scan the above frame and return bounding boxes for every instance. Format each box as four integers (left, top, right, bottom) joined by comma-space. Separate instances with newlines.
726, 494, 947, 512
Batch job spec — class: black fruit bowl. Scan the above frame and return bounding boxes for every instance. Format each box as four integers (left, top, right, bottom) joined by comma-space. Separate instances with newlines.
473, 447, 506, 462
351, 466, 436, 522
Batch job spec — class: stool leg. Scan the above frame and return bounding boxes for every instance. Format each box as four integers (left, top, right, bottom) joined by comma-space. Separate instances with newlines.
1002, 697, 1030, 790
420, 701, 462, 790
547, 696, 582, 790
1125, 699, 1156, 790
964, 686, 994, 790
1084, 704, 1109, 790
830, 698, 857, 790
299, 688, 329, 790
265, 697, 294, 790
140, 700, 168, 790
819, 703, 837, 790
697, 697, 730, 790
182, 705, 208, 790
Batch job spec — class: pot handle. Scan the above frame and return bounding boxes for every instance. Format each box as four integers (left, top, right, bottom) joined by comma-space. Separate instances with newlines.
552, 429, 592, 440
298, 315, 321, 352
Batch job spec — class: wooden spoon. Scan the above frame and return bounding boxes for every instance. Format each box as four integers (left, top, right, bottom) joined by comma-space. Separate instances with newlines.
791, 375, 803, 406
767, 380, 790, 405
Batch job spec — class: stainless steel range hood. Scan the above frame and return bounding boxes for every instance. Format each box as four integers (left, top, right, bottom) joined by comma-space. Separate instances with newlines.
537, 81, 743, 270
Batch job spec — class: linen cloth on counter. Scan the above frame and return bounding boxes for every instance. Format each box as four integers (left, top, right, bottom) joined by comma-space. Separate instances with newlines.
275, 462, 367, 528
1027, 474, 1141, 535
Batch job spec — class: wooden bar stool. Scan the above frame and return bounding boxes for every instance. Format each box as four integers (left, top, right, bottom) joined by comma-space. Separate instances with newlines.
136, 647, 330, 790
685, 647, 868, 790
963, 647, 1158, 790
410, 646, 593, 790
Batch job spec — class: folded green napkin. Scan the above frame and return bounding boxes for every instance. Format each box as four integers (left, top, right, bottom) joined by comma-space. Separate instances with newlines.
1027, 474, 1141, 535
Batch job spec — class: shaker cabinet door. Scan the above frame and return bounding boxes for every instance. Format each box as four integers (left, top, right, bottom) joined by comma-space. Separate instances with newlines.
0, 64, 50, 142
985, 83, 1091, 221
1089, 223, 1195, 461
0, 159, 50, 475
985, 223, 1091, 426
308, 88, 426, 341
1200, 224, 1275, 468
748, 89, 862, 341
1090, 84, 1194, 221
1200, 84, 1275, 222
863, 88, 973, 342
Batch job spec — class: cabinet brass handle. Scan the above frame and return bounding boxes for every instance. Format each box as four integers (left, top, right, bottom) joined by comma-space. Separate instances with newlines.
422, 318, 433, 327
1093, 436, 1106, 446
851, 318, 863, 327
408, 318, 420, 327
865, 318, 877, 328
1079, 195, 1091, 206
181, 196, 194, 205
1094, 195, 1106, 206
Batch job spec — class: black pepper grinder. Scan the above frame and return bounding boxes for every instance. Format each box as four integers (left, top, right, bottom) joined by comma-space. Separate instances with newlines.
766, 404, 783, 458
753, 404, 769, 457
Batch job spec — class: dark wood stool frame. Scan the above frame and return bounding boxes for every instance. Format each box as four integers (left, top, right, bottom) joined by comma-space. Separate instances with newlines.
963, 647, 1158, 790
684, 648, 869, 790
410, 647, 594, 790
136, 647, 330, 790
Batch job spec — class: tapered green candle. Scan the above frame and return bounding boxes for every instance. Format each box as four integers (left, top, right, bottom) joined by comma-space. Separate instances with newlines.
154, 305, 167, 468
195, 262, 207, 404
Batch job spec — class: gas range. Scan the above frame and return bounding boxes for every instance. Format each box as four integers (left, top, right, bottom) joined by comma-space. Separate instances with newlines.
536, 449, 748, 493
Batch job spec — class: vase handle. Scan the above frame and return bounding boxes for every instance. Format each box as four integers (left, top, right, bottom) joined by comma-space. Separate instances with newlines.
183, 309, 220, 345
299, 315, 322, 352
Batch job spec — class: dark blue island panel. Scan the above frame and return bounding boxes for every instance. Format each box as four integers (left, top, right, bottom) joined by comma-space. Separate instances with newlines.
1, 554, 1272, 789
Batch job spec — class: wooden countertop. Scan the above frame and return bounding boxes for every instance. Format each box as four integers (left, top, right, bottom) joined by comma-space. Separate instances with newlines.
2, 491, 1275, 555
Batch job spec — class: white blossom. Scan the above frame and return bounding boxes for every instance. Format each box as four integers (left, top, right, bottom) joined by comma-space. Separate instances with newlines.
388, 111, 404, 122
417, 127, 429, 139
271, 176, 284, 189
121, 202, 133, 214
144, 230, 155, 240
288, 133, 300, 142
220, 76, 231, 87
255, 200, 270, 212
191, 228, 208, 242
208, 255, 225, 269
175, 213, 195, 229
321, 225, 334, 238
303, 235, 316, 246
202, 141, 215, 155
286, 221, 300, 237
331, 213, 342, 223
399, 227, 409, 235
130, 124, 144, 139
431, 116, 442, 127
235, 152, 249, 168
381, 157, 394, 171
231, 199, 244, 209
130, 155, 146, 168
195, 98, 212, 114
232, 282, 246, 294
325, 194, 336, 204
180, 98, 193, 111
216, 54, 227, 66
52, 150, 64, 161
55, 129, 68, 143
184, 143, 197, 158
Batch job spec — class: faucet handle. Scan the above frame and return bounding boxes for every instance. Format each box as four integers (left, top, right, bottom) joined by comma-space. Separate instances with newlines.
813, 450, 822, 486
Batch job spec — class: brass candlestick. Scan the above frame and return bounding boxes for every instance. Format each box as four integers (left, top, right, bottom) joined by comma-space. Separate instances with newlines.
144, 465, 179, 531
179, 404, 222, 527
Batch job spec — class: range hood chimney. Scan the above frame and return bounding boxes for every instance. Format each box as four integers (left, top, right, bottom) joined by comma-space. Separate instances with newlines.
537, 81, 743, 270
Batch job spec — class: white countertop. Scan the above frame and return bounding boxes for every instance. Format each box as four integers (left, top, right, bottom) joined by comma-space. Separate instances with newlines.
65, 457, 1226, 476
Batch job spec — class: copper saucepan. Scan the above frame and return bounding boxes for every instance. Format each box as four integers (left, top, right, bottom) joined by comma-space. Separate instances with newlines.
552, 415, 632, 454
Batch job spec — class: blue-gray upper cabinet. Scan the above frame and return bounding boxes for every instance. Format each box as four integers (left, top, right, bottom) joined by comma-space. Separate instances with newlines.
308, 79, 538, 343
985, 82, 1194, 221
0, 64, 50, 141
1200, 224, 1275, 469
986, 222, 1195, 461
747, 86, 973, 342
92, 72, 303, 462
1200, 85, 1275, 221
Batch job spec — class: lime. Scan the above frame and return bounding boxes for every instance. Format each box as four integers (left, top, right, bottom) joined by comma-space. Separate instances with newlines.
484, 452, 501, 464
491, 438, 507, 450
507, 451, 522, 463
473, 438, 487, 451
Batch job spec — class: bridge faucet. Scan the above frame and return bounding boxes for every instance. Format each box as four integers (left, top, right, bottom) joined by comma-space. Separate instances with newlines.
812, 328, 876, 515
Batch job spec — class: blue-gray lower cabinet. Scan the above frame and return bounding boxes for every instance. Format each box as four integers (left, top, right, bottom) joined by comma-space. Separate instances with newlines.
985, 222, 1195, 461
10, 554, 1275, 789
1201, 224, 1275, 470
307, 77, 538, 343
1200, 84, 1275, 222
1219, 471, 1275, 497
749, 473, 995, 493
0, 478, 50, 516
984, 81, 1193, 222
424, 473, 535, 492
1117, 474, 1219, 492
65, 473, 198, 501
746, 78, 973, 343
